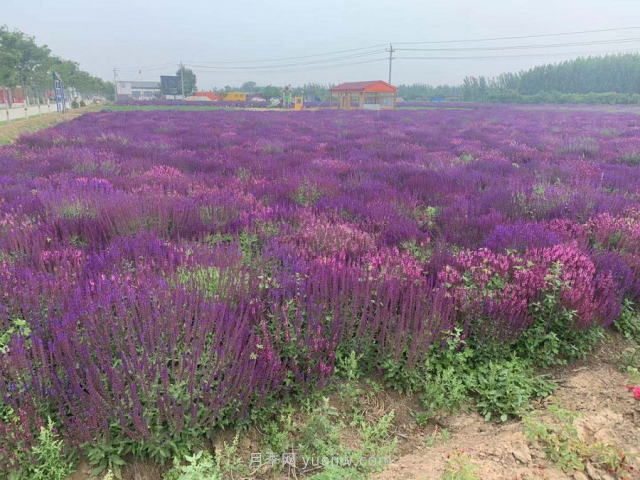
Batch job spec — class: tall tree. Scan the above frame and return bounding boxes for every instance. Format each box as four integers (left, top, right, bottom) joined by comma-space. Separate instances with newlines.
176, 67, 197, 95
0, 25, 113, 98
260, 85, 281, 100
0, 26, 50, 89
241, 81, 257, 92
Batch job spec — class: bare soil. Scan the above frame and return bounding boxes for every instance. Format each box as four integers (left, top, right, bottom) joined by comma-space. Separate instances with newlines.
376, 335, 640, 480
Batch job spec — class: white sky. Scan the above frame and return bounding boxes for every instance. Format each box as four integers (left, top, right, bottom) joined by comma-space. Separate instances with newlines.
3, 0, 639, 89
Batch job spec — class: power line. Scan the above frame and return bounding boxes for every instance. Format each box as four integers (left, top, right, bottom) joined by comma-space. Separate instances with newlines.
395, 37, 640, 52
396, 48, 640, 60
189, 58, 387, 76
183, 43, 389, 65
395, 26, 640, 45
186, 50, 387, 70
115, 62, 177, 71
109, 26, 640, 81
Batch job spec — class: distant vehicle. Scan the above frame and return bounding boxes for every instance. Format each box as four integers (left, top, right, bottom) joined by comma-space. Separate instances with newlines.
251, 97, 267, 103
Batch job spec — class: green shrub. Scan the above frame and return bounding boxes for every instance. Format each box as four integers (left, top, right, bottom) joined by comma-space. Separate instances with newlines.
515, 261, 603, 367
381, 354, 425, 395
420, 367, 470, 418
614, 299, 640, 343
468, 356, 555, 422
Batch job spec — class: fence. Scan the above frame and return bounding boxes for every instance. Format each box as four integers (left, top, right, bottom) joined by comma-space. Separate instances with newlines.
1, 100, 57, 123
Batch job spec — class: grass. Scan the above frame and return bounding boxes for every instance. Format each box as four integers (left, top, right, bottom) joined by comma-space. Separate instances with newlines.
0, 105, 101, 145
0, 115, 65, 145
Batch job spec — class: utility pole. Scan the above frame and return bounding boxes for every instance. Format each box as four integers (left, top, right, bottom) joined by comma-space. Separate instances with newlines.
387, 44, 395, 85
180, 62, 185, 98
113, 68, 117, 102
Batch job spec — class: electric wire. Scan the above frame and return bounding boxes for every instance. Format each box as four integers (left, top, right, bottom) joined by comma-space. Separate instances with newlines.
186, 50, 387, 70
395, 38, 640, 52
394, 26, 640, 45
396, 48, 640, 61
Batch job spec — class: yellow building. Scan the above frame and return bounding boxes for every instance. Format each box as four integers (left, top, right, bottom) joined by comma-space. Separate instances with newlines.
223, 92, 247, 101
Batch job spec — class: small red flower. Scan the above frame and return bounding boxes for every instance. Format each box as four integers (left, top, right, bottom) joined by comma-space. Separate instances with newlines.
634, 387, 640, 400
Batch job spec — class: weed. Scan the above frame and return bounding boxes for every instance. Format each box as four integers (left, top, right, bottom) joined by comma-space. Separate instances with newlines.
14, 417, 77, 480
164, 450, 220, 480
442, 451, 480, 480
410, 410, 431, 428
523, 403, 629, 475
298, 398, 342, 460
293, 180, 321, 206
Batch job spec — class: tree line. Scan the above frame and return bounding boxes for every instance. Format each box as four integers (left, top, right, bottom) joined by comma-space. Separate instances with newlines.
461, 53, 640, 103
0, 25, 113, 100
391, 54, 640, 104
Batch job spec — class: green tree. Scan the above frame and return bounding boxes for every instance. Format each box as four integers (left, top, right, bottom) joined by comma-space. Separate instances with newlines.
0, 25, 50, 89
261, 85, 281, 100
0, 25, 113, 100
241, 81, 257, 92
177, 67, 197, 95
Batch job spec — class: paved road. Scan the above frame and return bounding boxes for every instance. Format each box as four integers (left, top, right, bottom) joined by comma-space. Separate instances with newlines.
0, 103, 58, 123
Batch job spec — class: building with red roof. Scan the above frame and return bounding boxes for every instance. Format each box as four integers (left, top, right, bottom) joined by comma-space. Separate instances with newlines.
330, 80, 397, 110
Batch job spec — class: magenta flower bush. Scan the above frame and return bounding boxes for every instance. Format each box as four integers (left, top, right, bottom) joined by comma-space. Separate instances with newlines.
0, 107, 638, 468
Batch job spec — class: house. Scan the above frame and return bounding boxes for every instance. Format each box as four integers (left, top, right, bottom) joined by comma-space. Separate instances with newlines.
116, 81, 161, 101
330, 80, 397, 110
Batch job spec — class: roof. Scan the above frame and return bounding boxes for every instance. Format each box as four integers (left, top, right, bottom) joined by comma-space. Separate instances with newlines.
129, 81, 161, 89
330, 80, 397, 93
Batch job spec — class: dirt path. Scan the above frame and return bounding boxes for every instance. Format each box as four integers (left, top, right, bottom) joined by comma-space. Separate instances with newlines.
377, 341, 640, 480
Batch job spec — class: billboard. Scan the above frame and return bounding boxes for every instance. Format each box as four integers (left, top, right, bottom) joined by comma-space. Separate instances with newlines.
160, 75, 181, 95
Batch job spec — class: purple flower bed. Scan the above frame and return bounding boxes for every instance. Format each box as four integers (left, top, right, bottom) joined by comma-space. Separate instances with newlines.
0, 107, 638, 467
116, 99, 271, 108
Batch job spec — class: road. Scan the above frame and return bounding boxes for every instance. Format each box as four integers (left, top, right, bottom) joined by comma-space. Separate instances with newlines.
0, 103, 58, 123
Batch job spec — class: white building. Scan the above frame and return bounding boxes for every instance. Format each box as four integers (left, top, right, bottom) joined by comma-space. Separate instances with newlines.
116, 81, 161, 101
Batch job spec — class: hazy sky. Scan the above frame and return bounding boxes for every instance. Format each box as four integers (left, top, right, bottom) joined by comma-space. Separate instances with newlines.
3, 0, 639, 89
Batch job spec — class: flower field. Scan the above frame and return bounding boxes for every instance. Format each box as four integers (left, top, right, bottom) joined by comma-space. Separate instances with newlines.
0, 107, 639, 474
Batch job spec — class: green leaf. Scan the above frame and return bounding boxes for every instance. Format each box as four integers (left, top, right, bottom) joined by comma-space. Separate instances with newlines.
109, 455, 126, 466
90, 465, 106, 477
